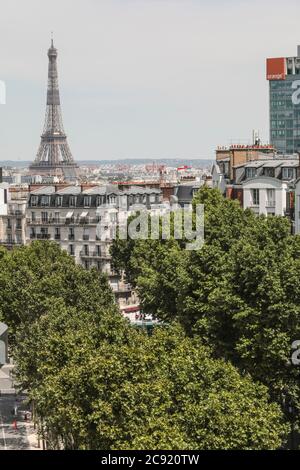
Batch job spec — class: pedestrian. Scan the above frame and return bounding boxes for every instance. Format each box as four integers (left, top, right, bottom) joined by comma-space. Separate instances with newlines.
12, 419, 17, 430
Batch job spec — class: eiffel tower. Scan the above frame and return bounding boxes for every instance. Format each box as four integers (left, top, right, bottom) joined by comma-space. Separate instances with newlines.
29, 39, 78, 180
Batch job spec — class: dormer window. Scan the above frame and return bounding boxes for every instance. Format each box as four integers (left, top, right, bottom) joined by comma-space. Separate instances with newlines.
245, 168, 257, 179
282, 168, 295, 180
264, 168, 275, 178
84, 196, 91, 207
69, 196, 77, 207
55, 196, 63, 207
41, 196, 50, 207
31, 196, 38, 207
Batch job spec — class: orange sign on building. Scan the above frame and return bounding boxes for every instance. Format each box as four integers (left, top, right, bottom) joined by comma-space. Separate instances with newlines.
266, 57, 286, 80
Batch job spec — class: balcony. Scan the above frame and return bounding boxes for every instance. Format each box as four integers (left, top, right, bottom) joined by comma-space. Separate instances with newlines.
55, 235, 61, 240
80, 250, 91, 258
0, 239, 22, 247
36, 234, 51, 240
27, 217, 100, 226
8, 209, 25, 217
111, 283, 132, 293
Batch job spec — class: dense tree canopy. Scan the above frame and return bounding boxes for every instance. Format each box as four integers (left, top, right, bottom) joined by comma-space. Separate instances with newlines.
0, 239, 288, 449
110, 187, 300, 431
0, 241, 115, 342
14, 308, 287, 450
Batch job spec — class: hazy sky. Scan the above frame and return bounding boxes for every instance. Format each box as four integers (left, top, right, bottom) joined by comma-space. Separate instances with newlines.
0, 0, 300, 161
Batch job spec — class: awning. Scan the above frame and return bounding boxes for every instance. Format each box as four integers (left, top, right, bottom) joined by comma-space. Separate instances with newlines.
122, 306, 140, 313
80, 211, 89, 218
66, 211, 74, 219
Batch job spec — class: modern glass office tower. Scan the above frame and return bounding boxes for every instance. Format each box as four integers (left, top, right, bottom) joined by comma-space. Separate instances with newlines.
267, 46, 300, 155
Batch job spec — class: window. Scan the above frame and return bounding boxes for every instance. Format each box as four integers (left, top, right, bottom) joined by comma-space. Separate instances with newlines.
16, 219, 22, 230
69, 196, 77, 207
69, 244, 74, 256
55, 227, 61, 240
266, 189, 275, 207
69, 228, 75, 241
83, 244, 89, 256
30, 228, 36, 239
31, 212, 36, 222
7, 218, 11, 229
55, 196, 63, 207
150, 194, 156, 203
84, 196, 91, 207
40, 227, 48, 239
109, 195, 116, 204
245, 168, 257, 179
41, 196, 50, 207
54, 212, 60, 223
96, 245, 101, 256
264, 168, 275, 177
282, 168, 295, 180
83, 227, 89, 241
251, 189, 259, 206
96, 196, 102, 207
31, 196, 38, 207
41, 212, 48, 223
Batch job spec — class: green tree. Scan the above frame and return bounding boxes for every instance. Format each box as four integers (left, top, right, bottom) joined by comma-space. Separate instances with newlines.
14, 310, 288, 450
110, 187, 300, 436
0, 241, 115, 342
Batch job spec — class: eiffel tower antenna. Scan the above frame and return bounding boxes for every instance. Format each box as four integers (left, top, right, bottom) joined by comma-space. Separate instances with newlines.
29, 39, 78, 180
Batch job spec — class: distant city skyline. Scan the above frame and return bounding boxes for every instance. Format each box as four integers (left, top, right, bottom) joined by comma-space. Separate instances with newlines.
1, 0, 300, 161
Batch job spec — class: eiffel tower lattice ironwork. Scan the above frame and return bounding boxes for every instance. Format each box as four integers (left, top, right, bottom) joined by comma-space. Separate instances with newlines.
29, 39, 78, 178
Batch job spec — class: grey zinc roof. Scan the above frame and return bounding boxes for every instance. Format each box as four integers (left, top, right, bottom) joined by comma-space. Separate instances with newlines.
30, 186, 56, 195
175, 185, 194, 201
261, 160, 285, 168
279, 160, 298, 167
244, 161, 265, 168
82, 186, 108, 195
122, 187, 161, 195
243, 159, 298, 169
83, 185, 119, 195
56, 186, 82, 195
